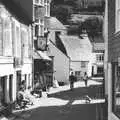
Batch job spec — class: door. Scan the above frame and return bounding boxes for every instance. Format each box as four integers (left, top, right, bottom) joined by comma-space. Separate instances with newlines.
16, 71, 21, 93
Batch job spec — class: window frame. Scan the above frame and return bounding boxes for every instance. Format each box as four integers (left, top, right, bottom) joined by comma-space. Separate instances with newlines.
44, 0, 50, 17
0, 18, 3, 56
81, 61, 86, 68
33, 0, 44, 6
34, 19, 44, 37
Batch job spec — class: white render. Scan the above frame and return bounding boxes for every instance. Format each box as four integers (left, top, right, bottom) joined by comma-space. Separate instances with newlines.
47, 40, 70, 84
60, 34, 95, 77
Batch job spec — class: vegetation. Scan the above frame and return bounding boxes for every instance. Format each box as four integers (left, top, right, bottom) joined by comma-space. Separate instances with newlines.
51, 0, 104, 39
50, 4, 73, 24
79, 16, 103, 37
51, 0, 105, 25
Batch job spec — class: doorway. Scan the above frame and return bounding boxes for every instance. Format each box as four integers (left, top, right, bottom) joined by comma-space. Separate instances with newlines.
16, 71, 21, 93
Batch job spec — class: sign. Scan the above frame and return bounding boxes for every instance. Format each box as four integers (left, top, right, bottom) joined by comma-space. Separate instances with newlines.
37, 36, 47, 51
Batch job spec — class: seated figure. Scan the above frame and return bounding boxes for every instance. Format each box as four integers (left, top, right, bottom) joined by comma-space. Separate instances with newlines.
17, 86, 29, 109
24, 86, 35, 104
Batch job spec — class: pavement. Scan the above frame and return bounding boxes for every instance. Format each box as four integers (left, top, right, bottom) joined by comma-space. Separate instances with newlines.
2, 79, 106, 120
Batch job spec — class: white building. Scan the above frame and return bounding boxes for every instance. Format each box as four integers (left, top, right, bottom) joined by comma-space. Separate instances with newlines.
47, 17, 70, 84
0, 1, 32, 112
60, 33, 95, 79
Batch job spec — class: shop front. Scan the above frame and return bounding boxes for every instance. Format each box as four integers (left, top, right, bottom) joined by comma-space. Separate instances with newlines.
0, 60, 14, 115
33, 50, 53, 92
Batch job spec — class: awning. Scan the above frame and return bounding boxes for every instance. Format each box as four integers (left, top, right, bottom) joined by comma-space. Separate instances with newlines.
33, 50, 52, 61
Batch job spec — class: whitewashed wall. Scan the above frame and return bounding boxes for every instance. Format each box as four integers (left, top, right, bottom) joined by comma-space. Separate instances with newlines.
47, 41, 70, 84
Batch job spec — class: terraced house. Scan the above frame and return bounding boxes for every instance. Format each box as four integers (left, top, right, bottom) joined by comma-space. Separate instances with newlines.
0, 0, 52, 114
0, 0, 33, 114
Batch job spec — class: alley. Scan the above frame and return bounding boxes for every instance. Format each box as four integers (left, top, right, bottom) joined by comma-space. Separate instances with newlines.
11, 80, 107, 120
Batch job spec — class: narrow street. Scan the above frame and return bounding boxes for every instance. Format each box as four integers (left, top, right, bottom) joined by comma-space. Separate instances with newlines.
11, 80, 107, 120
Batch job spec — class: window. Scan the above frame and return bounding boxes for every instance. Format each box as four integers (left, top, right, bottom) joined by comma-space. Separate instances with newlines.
33, 0, 44, 6
21, 30, 29, 58
112, 62, 120, 117
0, 76, 6, 106
81, 61, 86, 68
34, 19, 44, 37
3, 19, 12, 56
34, 0, 39, 4
34, 6, 45, 22
83, 0, 88, 8
16, 26, 21, 58
0, 18, 3, 56
28, 27, 32, 58
96, 54, 104, 62
44, 0, 50, 17
97, 67, 104, 74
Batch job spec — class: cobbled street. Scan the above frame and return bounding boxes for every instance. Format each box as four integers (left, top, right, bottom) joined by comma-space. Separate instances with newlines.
10, 80, 107, 120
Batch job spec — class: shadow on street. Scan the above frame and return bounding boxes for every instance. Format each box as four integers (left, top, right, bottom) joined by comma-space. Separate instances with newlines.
48, 84, 105, 100
12, 84, 107, 120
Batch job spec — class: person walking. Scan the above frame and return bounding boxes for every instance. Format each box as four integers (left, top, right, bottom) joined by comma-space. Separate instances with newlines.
83, 72, 88, 87
69, 72, 76, 90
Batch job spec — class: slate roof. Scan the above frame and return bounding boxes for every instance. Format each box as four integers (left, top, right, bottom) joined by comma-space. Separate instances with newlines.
59, 34, 93, 61
48, 17, 67, 30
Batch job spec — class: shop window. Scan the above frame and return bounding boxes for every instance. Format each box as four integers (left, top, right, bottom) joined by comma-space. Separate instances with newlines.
112, 62, 120, 117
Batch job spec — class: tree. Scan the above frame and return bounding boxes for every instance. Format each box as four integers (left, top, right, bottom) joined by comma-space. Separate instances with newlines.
51, 4, 73, 24
78, 16, 103, 37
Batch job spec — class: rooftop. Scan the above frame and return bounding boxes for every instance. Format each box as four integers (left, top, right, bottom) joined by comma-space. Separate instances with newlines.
59, 34, 93, 61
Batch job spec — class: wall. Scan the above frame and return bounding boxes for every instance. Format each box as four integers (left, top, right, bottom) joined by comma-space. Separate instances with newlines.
47, 40, 70, 84
71, 61, 93, 77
